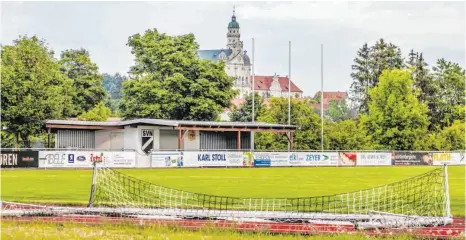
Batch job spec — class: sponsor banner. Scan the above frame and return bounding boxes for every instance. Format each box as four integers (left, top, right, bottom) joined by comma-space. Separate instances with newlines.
0, 150, 39, 168
339, 152, 357, 166
391, 152, 433, 165
182, 152, 243, 167
268, 152, 290, 167
289, 152, 338, 166
107, 152, 136, 168
39, 151, 135, 168
356, 152, 392, 166
151, 152, 183, 168
432, 152, 466, 165
253, 152, 271, 167
243, 152, 254, 167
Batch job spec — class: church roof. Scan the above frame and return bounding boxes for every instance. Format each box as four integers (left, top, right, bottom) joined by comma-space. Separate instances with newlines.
252, 75, 303, 93
197, 49, 232, 62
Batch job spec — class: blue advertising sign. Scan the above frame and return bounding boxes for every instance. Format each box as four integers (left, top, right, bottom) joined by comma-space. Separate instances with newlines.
253, 152, 271, 167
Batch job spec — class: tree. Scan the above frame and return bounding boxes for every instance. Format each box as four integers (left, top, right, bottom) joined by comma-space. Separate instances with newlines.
433, 120, 465, 150
430, 59, 466, 129
229, 93, 264, 122
349, 43, 371, 112
102, 73, 127, 99
255, 98, 321, 150
406, 51, 437, 115
349, 39, 404, 113
59, 48, 107, 116
360, 69, 429, 150
1, 36, 74, 147
78, 101, 112, 121
324, 119, 372, 150
119, 29, 236, 121
325, 98, 350, 122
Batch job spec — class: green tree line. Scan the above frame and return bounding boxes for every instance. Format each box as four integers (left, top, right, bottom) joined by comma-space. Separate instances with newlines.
1, 32, 464, 151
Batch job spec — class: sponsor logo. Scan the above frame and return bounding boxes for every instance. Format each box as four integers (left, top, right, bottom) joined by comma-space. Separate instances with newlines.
289, 153, 298, 161
197, 154, 226, 161
1, 153, 18, 166
306, 154, 326, 161
433, 153, 451, 162
68, 154, 75, 163
77, 156, 86, 162
21, 156, 34, 162
90, 153, 104, 163
45, 154, 66, 165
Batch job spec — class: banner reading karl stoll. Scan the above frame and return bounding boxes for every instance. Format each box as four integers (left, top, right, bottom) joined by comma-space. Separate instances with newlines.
182, 151, 243, 167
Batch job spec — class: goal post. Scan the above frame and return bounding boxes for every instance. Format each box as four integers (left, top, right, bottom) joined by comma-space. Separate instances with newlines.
84, 165, 452, 229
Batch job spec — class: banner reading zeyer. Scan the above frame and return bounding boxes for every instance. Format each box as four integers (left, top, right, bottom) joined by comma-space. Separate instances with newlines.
356, 152, 392, 166
0, 150, 38, 168
289, 152, 338, 166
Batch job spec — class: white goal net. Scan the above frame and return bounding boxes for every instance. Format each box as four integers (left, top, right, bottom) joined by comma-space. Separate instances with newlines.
1, 166, 452, 229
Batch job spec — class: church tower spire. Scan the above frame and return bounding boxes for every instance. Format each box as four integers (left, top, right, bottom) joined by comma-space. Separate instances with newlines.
227, 6, 241, 52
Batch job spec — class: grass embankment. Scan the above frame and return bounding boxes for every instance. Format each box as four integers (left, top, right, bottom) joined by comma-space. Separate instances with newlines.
1, 166, 464, 216
0, 221, 424, 240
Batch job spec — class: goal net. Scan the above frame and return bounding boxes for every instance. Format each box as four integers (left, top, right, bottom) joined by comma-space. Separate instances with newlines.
1, 166, 452, 230
86, 166, 452, 229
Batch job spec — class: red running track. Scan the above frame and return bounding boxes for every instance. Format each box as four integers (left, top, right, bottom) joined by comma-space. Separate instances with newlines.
2, 215, 464, 238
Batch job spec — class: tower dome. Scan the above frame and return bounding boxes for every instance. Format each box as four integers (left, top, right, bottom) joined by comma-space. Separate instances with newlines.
228, 7, 239, 28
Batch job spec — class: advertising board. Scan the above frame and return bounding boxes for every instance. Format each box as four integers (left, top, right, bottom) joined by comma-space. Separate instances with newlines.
432, 152, 465, 165
0, 150, 39, 168
289, 152, 338, 166
391, 152, 433, 165
338, 152, 357, 166
39, 151, 136, 168
268, 152, 290, 167
356, 152, 392, 166
181, 151, 243, 167
253, 152, 271, 167
151, 152, 183, 167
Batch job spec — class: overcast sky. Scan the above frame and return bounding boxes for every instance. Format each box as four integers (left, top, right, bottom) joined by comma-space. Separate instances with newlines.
1, 1, 465, 96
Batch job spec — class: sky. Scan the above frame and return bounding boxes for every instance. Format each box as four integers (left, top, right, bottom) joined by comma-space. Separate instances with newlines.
1, 1, 465, 97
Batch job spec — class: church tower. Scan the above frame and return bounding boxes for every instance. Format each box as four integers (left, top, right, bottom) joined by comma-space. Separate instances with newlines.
226, 7, 242, 55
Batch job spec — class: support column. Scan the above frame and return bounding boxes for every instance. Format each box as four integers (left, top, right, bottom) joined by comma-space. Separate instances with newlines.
178, 129, 182, 150
290, 132, 294, 151
47, 128, 51, 148
237, 131, 241, 150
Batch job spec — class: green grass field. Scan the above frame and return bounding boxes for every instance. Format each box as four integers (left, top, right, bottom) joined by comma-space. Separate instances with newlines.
1, 166, 464, 217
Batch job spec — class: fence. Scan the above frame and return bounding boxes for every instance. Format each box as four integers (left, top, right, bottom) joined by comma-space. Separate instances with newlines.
0, 148, 464, 168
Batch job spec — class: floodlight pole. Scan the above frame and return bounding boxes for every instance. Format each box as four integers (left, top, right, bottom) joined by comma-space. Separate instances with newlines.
251, 38, 255, 150
288, 41, 291, 151
320, 44, 324, 152
87, 161, 98, 207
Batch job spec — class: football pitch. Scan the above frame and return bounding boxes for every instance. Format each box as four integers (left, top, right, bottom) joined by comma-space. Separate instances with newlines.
1, 166, 464, 217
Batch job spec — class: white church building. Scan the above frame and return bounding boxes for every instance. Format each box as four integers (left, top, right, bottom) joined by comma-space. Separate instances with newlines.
197, 9, 302, 99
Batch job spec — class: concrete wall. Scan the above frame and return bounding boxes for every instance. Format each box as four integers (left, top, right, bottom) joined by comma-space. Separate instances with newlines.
95, 129, 124, 150
184, 130, 200, 150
